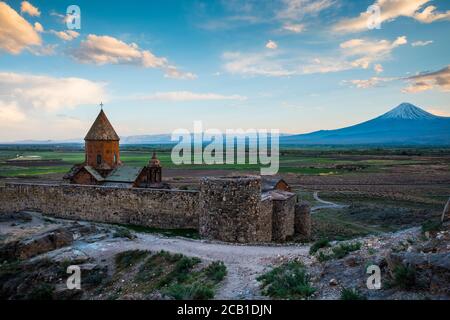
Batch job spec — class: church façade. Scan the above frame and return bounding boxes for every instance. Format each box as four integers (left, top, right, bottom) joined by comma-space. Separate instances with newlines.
64, 108, 167, 189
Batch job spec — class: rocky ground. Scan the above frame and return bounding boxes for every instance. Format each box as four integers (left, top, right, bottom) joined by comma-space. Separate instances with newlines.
0, 211, 448, 300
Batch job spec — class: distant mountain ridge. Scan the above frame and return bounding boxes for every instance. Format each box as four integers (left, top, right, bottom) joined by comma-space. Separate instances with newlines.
3, 103, 449, 146
281, 103, 450, 146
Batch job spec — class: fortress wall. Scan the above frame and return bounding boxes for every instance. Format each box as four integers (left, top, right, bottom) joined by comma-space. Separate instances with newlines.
0, 183, 199, 229
271, 196, 296, 242
199, 176, 272, 243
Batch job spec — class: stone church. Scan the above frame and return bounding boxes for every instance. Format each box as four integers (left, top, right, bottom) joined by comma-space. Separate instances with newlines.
64, 109, 166, 188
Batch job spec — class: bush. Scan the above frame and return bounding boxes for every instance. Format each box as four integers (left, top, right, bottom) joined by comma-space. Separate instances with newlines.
257, 261, 315, 299
391, 265, 416, 289
421, 220, 442, 234
164, 283, 214, 300
309, 238, 330, 255
115, 250, 149, 270
331, 242, 362, 259
205, 261, 227, 282
340, 288, 367, 300
315, 242, 362, 262
28, 283, 54, 300
113, 228, 135, 239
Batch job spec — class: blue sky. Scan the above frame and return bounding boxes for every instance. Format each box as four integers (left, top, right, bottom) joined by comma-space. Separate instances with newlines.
0, 0, 449, 141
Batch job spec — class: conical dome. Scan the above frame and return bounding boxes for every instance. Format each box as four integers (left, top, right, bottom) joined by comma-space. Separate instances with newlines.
148, 152, 161, 167
84, 110, 120, 141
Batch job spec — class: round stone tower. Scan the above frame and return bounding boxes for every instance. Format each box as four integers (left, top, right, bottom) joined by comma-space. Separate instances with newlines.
199, 176, 271, 243
84, 109, 121, 173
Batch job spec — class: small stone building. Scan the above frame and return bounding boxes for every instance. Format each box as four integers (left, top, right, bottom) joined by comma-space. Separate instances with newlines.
261, 177, 292, 192
64, 109, 166, 188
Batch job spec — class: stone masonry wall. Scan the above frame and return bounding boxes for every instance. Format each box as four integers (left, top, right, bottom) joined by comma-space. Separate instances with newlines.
294, 201, 312, 240
0, 183, 199, 229
0, 175, 298, 243
199, 176, 272, 243
271, 196, 296, 242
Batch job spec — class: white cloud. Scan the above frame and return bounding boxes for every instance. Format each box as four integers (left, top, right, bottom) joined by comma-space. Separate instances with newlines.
334, 0, 450, 33
34, 22, 43, 32
28, 44, 57, 56
20, 1, 40, 17
0, 2, 41, 54
223, 36, 406, 77
411, 40, 433, 47
50, 30, 79, 41
265, 40, 278, 49
414, 5, 450, 23
343, 77, 395, 89
282, 23, 305, 33
0, 72, 106, 113
374, 64, 383, 74
426, 109, 450, 117
402, 66, 450, 93
277, 0, 335, 20
138, 91, 247, 102
0, 101, 26, 123
223, 51, 295, 77
50, 11, 73, 25
163, 65, 197, 80
340, 36, 407, 68
72, 34, 196, 79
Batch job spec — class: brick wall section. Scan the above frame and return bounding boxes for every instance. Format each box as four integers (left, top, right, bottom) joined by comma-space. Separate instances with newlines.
0, 183, 199, 229
199, 176, 272, 243
271, 196, 296, 242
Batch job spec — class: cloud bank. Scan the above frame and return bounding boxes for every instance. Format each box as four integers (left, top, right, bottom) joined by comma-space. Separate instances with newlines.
71, 34, 196, 80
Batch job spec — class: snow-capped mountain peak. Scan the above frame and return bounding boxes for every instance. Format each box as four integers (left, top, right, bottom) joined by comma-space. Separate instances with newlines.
378, 103, 438, 120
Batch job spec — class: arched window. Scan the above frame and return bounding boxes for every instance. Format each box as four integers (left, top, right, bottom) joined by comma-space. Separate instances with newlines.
96, 154, 102, 165
114, 153, 117, 164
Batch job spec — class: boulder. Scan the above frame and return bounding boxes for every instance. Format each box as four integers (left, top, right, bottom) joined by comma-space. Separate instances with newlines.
386, 250, 450, 295
0, 227, 73, 261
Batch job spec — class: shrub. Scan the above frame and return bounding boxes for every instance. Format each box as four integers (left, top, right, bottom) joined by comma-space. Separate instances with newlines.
115, 250, 148, 270
164, 283, 214, 300
340, 288, 367, 300
309, 238, 330, 255
113, 228, 135, 239
331, 242, 362, 259
257, 261, 315, 299
315, 242, 362, 262
28, 283, 54, 300
317, 251, 333, 262
205, 261, 227, 282
391, 265, 416, 289
421, 220, 442, 234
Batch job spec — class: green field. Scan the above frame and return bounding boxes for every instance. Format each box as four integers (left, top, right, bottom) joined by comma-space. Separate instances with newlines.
1, 145, 445, 178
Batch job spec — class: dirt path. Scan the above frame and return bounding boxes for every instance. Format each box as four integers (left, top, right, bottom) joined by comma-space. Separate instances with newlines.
1, 212, 312, 300
312, 191, 349, 211
59, 225, 312, 300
